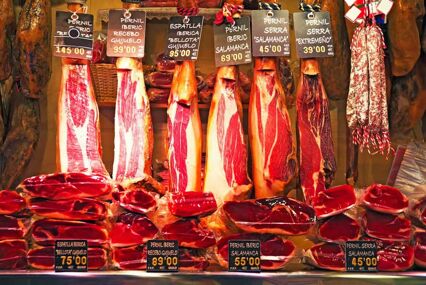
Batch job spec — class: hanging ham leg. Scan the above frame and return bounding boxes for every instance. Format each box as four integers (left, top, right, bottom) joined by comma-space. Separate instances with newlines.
167, 61, 202, 193
249, 57, 296, 198
296, 59, 336, 205
0, 0, 14, 82
203, 66, 251, 204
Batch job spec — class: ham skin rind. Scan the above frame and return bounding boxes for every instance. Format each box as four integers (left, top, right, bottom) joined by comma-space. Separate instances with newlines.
362, 184, 409, 214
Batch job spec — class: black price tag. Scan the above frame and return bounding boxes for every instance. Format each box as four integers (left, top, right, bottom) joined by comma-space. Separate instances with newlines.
228, 240, 261, 272
107, 9, 146, 58
147, 240, 179, 272
293, 12, 334, 58
214, 17, 252, 67
55, 240, 88, 272
251, 10, 290, 57
54, 11, 94, 60
165, 16, 204, 60
345, 241, 378, 272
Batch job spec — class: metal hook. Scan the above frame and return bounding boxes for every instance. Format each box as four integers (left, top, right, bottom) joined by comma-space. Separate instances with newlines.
183, 16, 190, 24
267, 10, 274, 18
307, 12, 315, 20
124, 9, 131, 19
71, 12, 79, 23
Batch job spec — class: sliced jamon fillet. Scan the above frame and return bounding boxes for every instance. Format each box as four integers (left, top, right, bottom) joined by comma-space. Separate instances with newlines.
409, 196, 426, 227
312, 184, 356, 219
113, 58, 153, 182
204, 66, 252, 205
29, 198, 108, 221
110, 212, 158, 247
249, 58, 296, 198
167, 61, 202, 193
362, 184, 409, 214
162, 219, 215, 249
168, 192, 217, 218
0, 190, 26, 215
31, 219, 108, 247
296, 59, 336, 205
363, 210, 412, 241
57, 64, 108, 175
28, 247, 107, 270
415, 231, 426, 268
180, 249, 209, 271
0, 240, 27, 269
374, 239, 415, 271
19, 172, 113, 200
112, 185, 157, 214
112, 246, 147, 270
318, 214, 361, 243
0, 215, 29, 240
146, 71, 174, 88
216, 233, 296, 270
223, 197, 316, 235
305, 243, 345, 271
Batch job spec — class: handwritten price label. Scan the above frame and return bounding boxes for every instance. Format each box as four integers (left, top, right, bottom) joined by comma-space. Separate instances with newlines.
165, 16, 203, 60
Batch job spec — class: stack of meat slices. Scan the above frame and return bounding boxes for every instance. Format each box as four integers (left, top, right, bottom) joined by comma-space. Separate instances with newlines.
0, 190, 28, 269
409, 192, 426, 269
19, 173, 112, 270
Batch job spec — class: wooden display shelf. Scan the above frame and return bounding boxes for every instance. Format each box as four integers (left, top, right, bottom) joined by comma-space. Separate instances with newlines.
98, 101, 249, 109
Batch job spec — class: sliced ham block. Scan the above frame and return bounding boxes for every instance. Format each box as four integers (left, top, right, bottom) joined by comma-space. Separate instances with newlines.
305, 243, 345, 271
415, 230, 426, 268
0, 215, 29, 240
29, 198, 108, 221
19, 172, 113, 200
112, 186, 157, 214
168, 192, 217, 218
375, 239, 415, 271
147, 71, 174, 88
223, 197, 316, 235
216, 233, 296, 270
162, 219, 215, 249
318, 214, 361, 243
363, 210, 412, 241
0, 240, 27, 269
249, 58, 296, 198
31, 219, 108, 247
28, 247, 107, 270
110, 212, 158, 247
57, 64, 108, 176
410, 196, 426, 228
204, 66, 252, 205
156, 53, 176, 73
112, 245, 147, 270
362, 184, 409, 214
180, 249, 209, 271
312, 184, 356, 219
0, 190, 26, 215
148, 88, 170, 103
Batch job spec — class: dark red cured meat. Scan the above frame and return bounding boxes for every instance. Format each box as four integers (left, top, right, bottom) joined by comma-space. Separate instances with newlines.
216, 233, 296, 270
148, 88, 170, 103
362, 184, 409, 214
415, 231, 426, 268
223, 197, 315, 235
31, 219, 108, 247
162, 219, 215, 249
156, 53, 176, 72
112, 187, 157, 214
112, 246, 147, 270
0, 215, 29, 240
410, 196, 426, 227
373, 239, 415, 271
180, 249, 209, 271
28, 247, 107, 270
19, 172, 113, 200
312, 184, 356, 219
0, 190, 26, 215
306, 243, 345, 271
29, 198, 108, 221
146, 71, 174, 88
318, 214, 361, 243
363, 210, 411, 241
110, 213, 158, 247
168, 192, 217, 218
0, 240, 27, 269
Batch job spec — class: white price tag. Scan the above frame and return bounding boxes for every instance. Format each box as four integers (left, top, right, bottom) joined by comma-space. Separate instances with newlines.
345, 6, 362, 23
377, 0, 394, 15
345, 0, 357, 6
368, 1, 380, 15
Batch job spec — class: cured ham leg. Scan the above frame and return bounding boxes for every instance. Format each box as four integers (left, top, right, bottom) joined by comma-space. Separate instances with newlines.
249, 57, 296, 198
203, 66, 251, 205
113, 58, 153, 181
296, 59, 336, 205
167, 61, 202, 193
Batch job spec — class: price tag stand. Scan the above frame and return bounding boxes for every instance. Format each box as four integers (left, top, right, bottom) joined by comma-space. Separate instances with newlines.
228, 240, 261, 273
55, 240, 88, 272
345, 241, 378, 272
147, 240, 179, 272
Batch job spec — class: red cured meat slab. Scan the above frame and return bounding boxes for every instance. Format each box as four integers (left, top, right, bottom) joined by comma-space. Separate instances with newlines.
162, 219, 215, 249
168, 192, 217, 218
414, 231, 426, 268
363, 210, 412, 241
410, 196, 426, 227
112, 246, 147, 270
362, 184, 409, 214
223, 197, 315, 235
29, 198, 108, 221
146, 71, 174, 88
216, 233, 295, 270
148, 88, 170, 103
0, 215, 30, 240
180, 249, 209, 271
28, 247, 107, 270
112, 186, 157, 214
19, 172, 113, 200
31, 219, 108, 247
110, 213, 158, 247
306, 243, 345, 271
0, 240, 27, 269
0, 190, 26, 215
156, 53, 175, 73
313, 184, 356, 219
318, 214, 361, 243
374, 239, 415, 271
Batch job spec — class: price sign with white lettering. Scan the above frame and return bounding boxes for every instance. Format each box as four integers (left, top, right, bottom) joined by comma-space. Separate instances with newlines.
54, 11, 94, 60
165, 16, 203, 60
228, 240, 261, 272
147, 240, 179, 272
55, 240, 88, 272
107, 9, 146, 57
251, 10, 290, 57
293, 12, 334, 58
345, 241, 378, 272
214, 17, 252, 67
